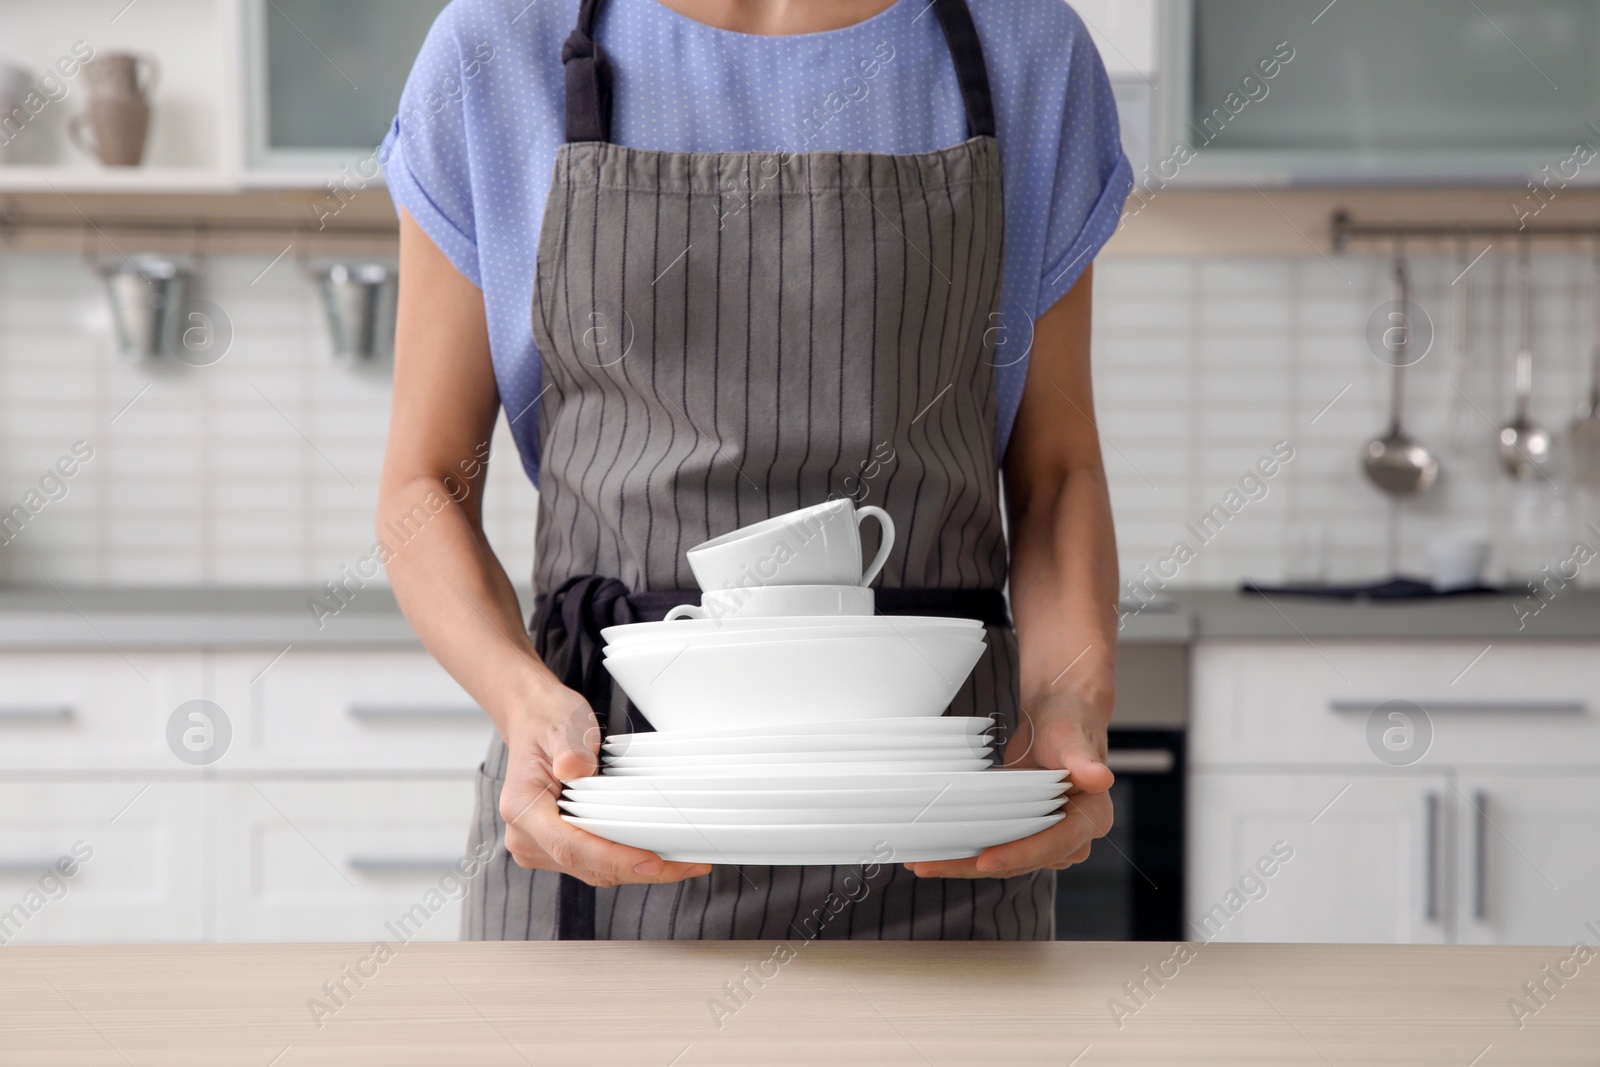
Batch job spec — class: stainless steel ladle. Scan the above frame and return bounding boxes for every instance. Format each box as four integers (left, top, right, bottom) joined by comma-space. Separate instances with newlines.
1498, 241, 1553, 480
1363, 253, 1440, 496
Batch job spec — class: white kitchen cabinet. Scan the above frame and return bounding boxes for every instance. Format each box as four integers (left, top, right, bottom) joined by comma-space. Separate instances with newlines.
210, 779, 477, 942
0, 652, 206, 771
1454, 773, 1600, 949
1190, 641, 1600, 947
210, 650, 492, 771
0, 781, 207, 943
1188, 771, 1449, 945
1073, 0, 1160, 79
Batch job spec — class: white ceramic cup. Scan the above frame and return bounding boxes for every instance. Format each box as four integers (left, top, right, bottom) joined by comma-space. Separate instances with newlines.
1427, 534, 1490, 592
686, 499, 895, 591
664, 584, 874, 621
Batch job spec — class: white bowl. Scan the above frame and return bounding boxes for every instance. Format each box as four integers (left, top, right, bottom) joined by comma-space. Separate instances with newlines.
561, 814, 1064, 864
600, 758, 992, 776
603, 615, 982, 644
603, 631, 987, 731
558, 798, 1064, 824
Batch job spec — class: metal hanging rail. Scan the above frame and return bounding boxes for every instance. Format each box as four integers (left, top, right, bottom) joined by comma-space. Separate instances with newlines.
0, 207, 397, 242
1330, 209, 1600, 253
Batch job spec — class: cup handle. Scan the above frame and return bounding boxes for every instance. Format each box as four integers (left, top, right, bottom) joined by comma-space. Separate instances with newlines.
136, 54, 161, 97
855, 506, 895, 586
67, 113, 98, 159
664, 604, 704, 621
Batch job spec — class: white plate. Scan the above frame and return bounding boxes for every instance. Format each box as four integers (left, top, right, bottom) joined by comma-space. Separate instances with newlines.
560, 814, 1064, 864
602, 616, 984, 643
606, 717, 994, 745
601, 747, 991, 767
603, 732, 994, 757
558, 799, 1064, 824
561, 783, 1069, 809
563, 769, 1067, 793
599, 758, 992, 777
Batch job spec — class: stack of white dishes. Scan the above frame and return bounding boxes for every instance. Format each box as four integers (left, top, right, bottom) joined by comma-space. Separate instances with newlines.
565, 500, 1066, 864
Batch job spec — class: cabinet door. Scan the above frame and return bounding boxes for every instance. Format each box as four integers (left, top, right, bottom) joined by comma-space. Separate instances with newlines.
1455, 773, 1600, 947
212, 779, 478, 941
0, 781, 206, 943
1189, 771, 1450, 944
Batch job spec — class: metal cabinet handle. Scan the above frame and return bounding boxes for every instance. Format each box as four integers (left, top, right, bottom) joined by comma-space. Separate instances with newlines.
348, 704, 482, 722
1473, 790, 1489, 922
1330, 699, 1584, 714
0, 705, 74, 723
0, 859, 65, 875
1425, 792, 1442, 923
347, 856, 463, 875
1105, 749, 1176, 774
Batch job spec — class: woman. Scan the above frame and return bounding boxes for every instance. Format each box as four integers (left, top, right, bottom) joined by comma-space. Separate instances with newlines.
378, 0, 1130, 940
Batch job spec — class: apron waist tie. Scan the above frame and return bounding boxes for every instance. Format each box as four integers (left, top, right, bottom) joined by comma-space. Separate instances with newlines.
529, 576, 1012, 941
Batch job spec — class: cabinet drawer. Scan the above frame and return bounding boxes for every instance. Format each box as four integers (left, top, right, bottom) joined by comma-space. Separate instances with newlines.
0, 781, 206, 943
1191, 641, 1600, 767
0, 652, 205, 770
214, 651, 494, 770
212, 779, 479, 941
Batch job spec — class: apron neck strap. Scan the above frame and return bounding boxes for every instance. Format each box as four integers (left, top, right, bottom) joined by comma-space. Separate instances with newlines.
561, 0, 996, 143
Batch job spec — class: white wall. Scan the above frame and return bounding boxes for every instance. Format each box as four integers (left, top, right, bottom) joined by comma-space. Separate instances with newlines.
0, 247, 1594, 590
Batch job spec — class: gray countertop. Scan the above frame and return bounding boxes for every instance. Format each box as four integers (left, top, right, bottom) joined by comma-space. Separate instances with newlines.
0, 584, 1595, 650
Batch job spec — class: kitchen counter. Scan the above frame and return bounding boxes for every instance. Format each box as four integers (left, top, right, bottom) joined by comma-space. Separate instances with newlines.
2, 941, 1593, 1065
2, 584, 1597, 650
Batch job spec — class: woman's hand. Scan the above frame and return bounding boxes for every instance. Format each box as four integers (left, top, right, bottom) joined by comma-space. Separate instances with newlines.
497, 684, 714, 887
902, 692, 1114, 879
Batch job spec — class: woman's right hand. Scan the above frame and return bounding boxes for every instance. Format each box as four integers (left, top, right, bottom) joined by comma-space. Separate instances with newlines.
496, 684, 713, 886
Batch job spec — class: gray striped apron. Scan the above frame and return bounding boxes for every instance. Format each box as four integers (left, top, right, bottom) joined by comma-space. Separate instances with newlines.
463, 0, 1054, 941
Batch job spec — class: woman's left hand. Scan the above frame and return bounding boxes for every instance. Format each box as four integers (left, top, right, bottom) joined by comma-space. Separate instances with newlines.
902, 693, 1114, 879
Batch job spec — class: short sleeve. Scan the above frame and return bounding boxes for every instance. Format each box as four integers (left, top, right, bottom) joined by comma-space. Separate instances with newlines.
1033, 15, 1133, 318
380, 7, 483, 288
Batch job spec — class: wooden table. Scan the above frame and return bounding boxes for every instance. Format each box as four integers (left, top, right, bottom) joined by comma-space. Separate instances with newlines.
2, 941, 1596, 1065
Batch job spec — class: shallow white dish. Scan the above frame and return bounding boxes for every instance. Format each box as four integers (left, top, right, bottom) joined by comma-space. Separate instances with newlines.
560, 782, 1068, 809
602, 717, 994, 745
558, 798, 1064, 824
602, 615, 981, 643
560, 814, 1064, 864
563, 769, 1067, 794
665, 584, 876, 621
603, 733, 993, 757
603, 627, 986, 658
599, 758, 992, 777
603, 633, 987, 732
601, 747, 991, 768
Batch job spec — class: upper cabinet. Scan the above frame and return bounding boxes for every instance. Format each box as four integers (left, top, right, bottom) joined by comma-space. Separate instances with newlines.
0, 0, 445, 194
1160, 0, 1600, 184
244, 0, 448, 174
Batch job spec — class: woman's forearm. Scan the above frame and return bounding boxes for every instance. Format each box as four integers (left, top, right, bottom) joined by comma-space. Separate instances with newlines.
380, 473, 559, 741
1007, 461, 1118, 723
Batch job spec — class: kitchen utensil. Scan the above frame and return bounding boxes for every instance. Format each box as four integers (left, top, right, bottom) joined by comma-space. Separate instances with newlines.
559, 813, 1064, 864
318, 263, 397, 361
1570, 247, 1600, 490
1425, 534, 1491, 592
68, 96, 151, 166
604, 730, 992, 757
100, 257, 188, 361
602, 631, 987, 732
686, 498, 895, 590
81, 52, 160, 100
1498, 243, 1553, 480
1441, 238, 1478, 457
559, 798, 1064, 824
599, 716, 994, 743
1363, 254, 1440, 496
664, 583, 875, 621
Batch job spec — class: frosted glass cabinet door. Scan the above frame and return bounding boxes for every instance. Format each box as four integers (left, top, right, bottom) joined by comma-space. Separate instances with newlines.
247, 0, 450, 167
